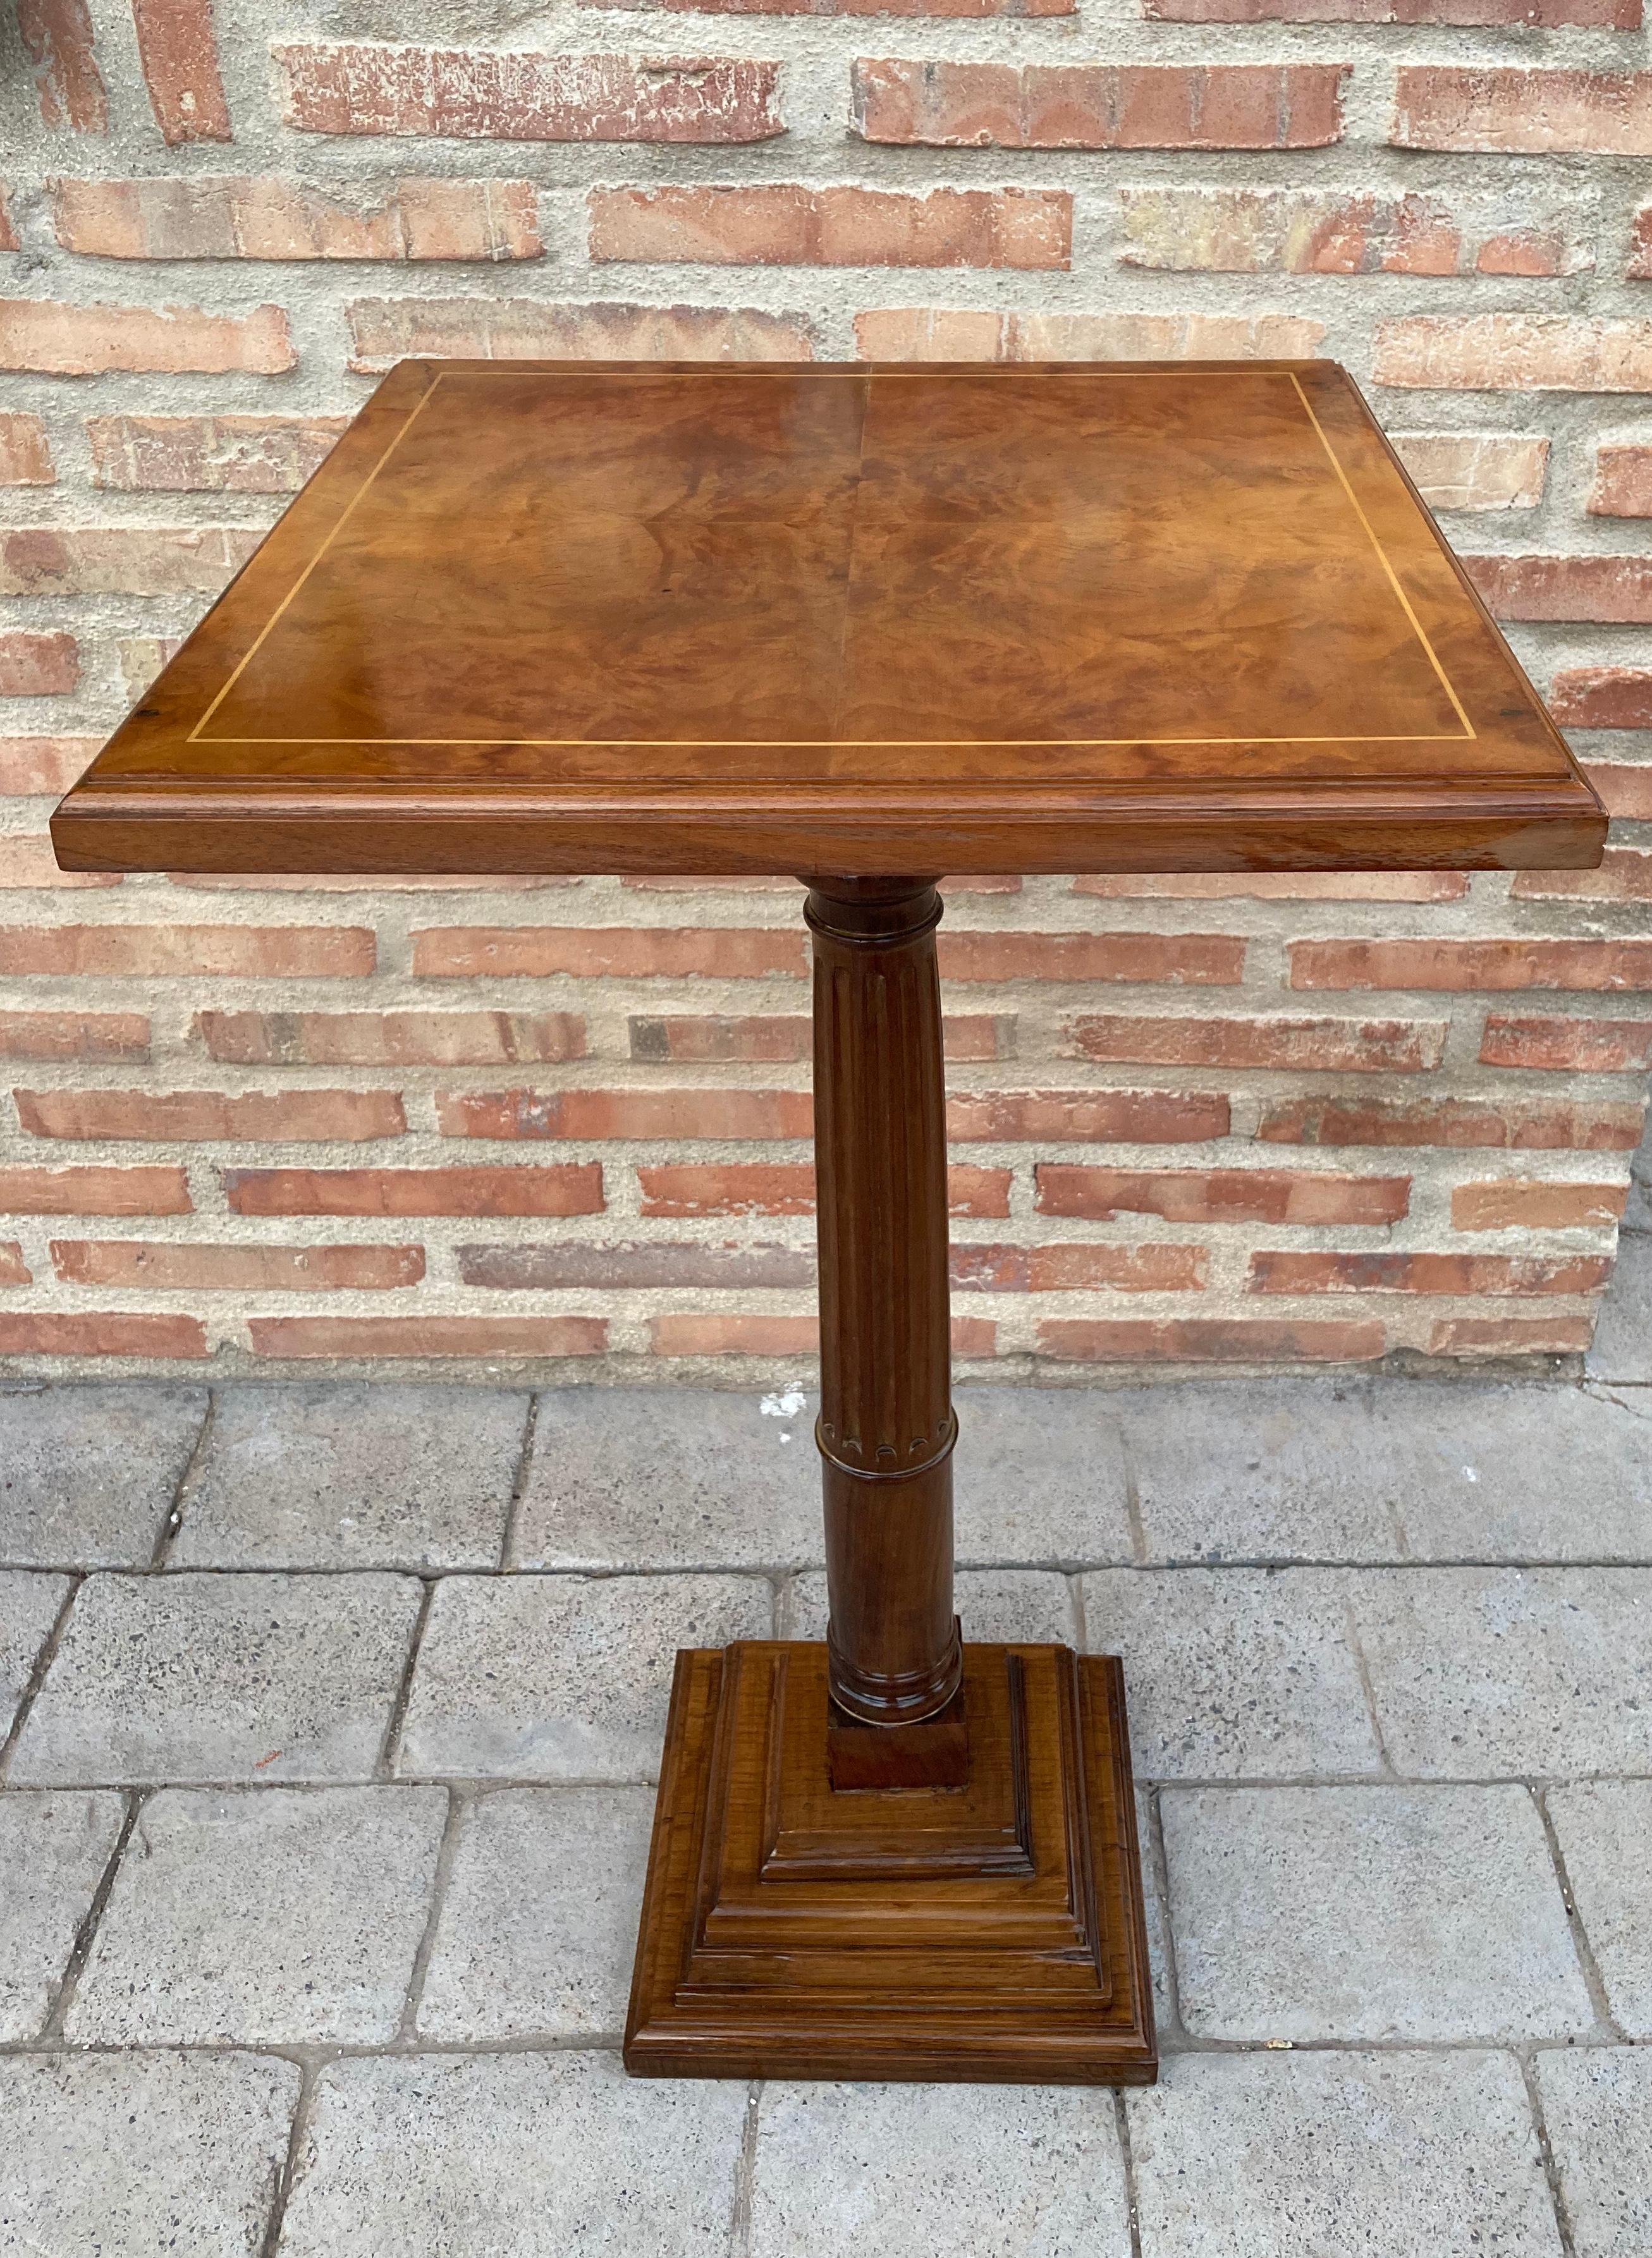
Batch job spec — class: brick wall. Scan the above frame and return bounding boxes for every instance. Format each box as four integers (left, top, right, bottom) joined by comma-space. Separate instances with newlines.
1, 0, 1649, 1379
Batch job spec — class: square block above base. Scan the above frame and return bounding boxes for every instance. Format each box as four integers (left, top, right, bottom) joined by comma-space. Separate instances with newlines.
624, 1640, 1157, 2085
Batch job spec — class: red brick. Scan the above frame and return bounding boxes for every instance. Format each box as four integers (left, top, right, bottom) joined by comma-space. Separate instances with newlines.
51, 1241, 425, 1291
1590, 444, 1652, 516
277, 44, 783, 140
0, 836, 119, 892
852, 59, 1347, 148
347, 296, 811, 373
636, 1161, 1010, 1217
1036, 1165, 1410, 1225
938, 931, 1243, 985
458, 1240, 812, 1290
15, 1088, 406, 1144
0, 1011, 149, 1061
225, 1165, 603, 1217
1117, 186, 1590, 278
17, 0, 108, 131
1064, 1013, 1447, 1073
1428, 1316, 1593, 1356
1452, 1179, 1627, 1230
1393, 70, 1652, 156
854, 307, 1325, 361
0, 1243, 32, 1285
0, 1165, 190, 1215
1480, 1015, 1652, 1071
1550, 669, 1652, 729
1248, 1250, 1612, 1296
630, 1013, 810, 1062
1632, 205, 1652, 278
1, 526, 262, 598
946, 1090, 1228, 1142
1074, 872, 1465, 901
1152, 0, 1631, 18
950, 1242, 1208, 1291
1258, 1095, 1643, 1149
1038, 1317, 1384, 1362
414, 925, 805, 979
1462, 553, 1652, 623
582, 0, 1074, 11
130, 0, 229, 143
1374, 317, 1652, 393
0, 414, 55, 485
52, 177, 541, 262
1514, 849, 1652, 903
589, 183, 1070, 269
0, 737, 102, 794
248, 1315, 607, 1359
0, 926, 373, 978
198, 1009, 585, 1067
1580, 764, 1652, 819
437, 1087, 812, 1140
1392, 432, 1549, 512
650, 1313, 821, 1357
0, 1313, 207, 1357
1291, 937, 1652, 992
0, 299, 295, 377
84, 414, 346, 496
0, 632, 78, 697
0, 190, 15, 253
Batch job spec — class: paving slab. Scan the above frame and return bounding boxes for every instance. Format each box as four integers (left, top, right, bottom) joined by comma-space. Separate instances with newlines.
68, 1785, 446, 2044
0, 1789, 125, 2040
174, 1384, 529, 1570
1534, 2048, 1652, 2258
9, 1571, 423, 1786
418, 1784, 654, 2040
1548, 1779, 1652, 2037
749, 2081, 1130, 2258
785, 1566, 1077, 1645
1128, 2051, 1560, 2258
1080, 1568, 1381, 1779
0, 2049, 299, 2257
1163, 1784, 1593, 2041
511, 1388, 818, 1570
1587, 1233, 1652, 1384
398, 1572, 772, 1781
277, 2052, 746, 2258
1349, 1566, 1652, 1778
0, 1571, 68, 1742
953, 1388, 1133, 1565
0, 1384, 206, 1568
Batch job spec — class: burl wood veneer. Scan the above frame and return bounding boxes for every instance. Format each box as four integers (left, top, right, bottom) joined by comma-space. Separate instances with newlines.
52, 361, 1603, 2087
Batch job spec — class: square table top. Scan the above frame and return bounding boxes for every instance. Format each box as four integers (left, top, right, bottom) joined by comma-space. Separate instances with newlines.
52, 358, 1603, 879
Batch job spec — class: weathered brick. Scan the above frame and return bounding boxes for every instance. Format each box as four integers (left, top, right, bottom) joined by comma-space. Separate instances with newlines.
116, 636, 183, 701
14, 1089, 407, 1143
197, 1009, 586, 1066
1149, 0, 1634, 21
1589, 443, 1652, 516
852, 60, 1347, 148
627, 1009, 1009, 1062
1063, 1014, 1448, 1073
1392, 432, 1549, 511
1393, 70, 1652, 156
247, 1315, 607, 1358
945, 1090, 1229, 1141
1291, 937, 1652, 992
0, 299, 295, 376
0, 834, 118, 891
0, 189, 14, 253
854, 307, 1325, 360
0, 1165, 190, 1214
1429, 1315, 1593, 1355
224, 1166, 603, 1217
1118, 187, 1591, 277
51, 1242, 425, 1291
0, 632, 78, 698
51, 177, 541, 262
1036, 1165, 1410, 1224
649, 1313, 822, 1356
85, 413, 347, 495
457, 1239, 811, 1290
277, 45, 784, 141
1074, 872, 1464, 902
636, 1160, 1010, 1216
1259, 1095, 1643, 1149
951, 1242, 1209, 1291
17, 0, 108, 131
1480, 1015, 1652, 1071
0, 927, 373, 977
0, 1011, 149, 1061
0, 1314, 207, 1357
0, 527, 262, 598
0, 738, 101, 795
1038, 1317, 1385, 1362
130, 0, 230, 143
1463, 553, 1652, 623
1375, 316, 1652, 392
1550, 669, 1652, 728
589, 184, 1070, 269
1631, 204, 1652, 278
0, 1242, 29, 1284
583, 0, 1075, 11
938, 931, 1243, 984
1248, 1250, 1612, 1295
1514, 848, 1652, 901
437, 1087, 812, 1140
1582, 763, 1652, 818
347, 296, 811, 372
1452, 1178, 1627, 1229
0, 414, 55, 485
413, 925, 805, 979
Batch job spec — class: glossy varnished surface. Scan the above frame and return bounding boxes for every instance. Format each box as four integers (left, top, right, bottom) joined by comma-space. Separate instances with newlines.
54, 358, 1603, 876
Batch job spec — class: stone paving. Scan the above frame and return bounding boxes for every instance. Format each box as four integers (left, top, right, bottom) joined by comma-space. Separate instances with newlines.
1, 1335, 1650, 2255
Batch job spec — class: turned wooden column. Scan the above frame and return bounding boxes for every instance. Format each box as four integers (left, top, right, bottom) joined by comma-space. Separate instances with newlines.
805, 876, 962, 1729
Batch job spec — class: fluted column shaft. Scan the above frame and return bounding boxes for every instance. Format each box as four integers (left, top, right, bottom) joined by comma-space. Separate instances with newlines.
805, 876, 961, 1728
